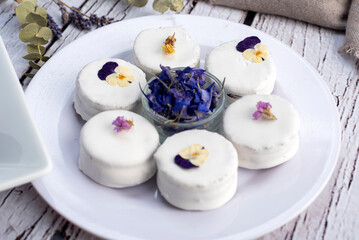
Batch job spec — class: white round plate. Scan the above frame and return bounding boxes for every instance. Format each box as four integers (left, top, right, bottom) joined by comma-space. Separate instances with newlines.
26, 15, 341, 240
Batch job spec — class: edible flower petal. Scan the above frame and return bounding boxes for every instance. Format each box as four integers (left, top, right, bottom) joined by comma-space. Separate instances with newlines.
162, 33, 176, 55
174, 155, 197, 169
104, 65, 134, 87
243, 43, 269, 63
112, 116, 134, 132
236, 36, 261, 52
178, 144, 209, 167
253, 101, 277, 120
98, 61, 118, 80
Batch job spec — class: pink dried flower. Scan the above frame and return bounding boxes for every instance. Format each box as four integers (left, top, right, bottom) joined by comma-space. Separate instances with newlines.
253, 101, 277, 120
112, 116, 133, 132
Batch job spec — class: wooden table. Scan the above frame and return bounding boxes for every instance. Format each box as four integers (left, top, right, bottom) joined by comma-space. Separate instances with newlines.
1, 0, 358, 239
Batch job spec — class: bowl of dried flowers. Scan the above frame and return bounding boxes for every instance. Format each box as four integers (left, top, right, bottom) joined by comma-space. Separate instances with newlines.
141, 66, 225, 141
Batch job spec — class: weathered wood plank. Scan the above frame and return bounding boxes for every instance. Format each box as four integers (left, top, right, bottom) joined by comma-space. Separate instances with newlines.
250, 14, 359, 240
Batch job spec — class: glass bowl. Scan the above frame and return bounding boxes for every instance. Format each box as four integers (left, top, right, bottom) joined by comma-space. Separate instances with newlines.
141, 68, 226, 142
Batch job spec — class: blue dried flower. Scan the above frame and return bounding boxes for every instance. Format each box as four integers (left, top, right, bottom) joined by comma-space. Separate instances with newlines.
145, 66, 221, 123
236, 36, 261, 52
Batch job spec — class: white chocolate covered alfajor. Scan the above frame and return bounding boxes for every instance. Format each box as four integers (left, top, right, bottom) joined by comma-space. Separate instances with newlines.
205, 36, 276, 98
74, 58, 146, 121
79, 110, 159, 188
133, 27, 200, 79
154, 129, 238, 211
223, 95, 300, 169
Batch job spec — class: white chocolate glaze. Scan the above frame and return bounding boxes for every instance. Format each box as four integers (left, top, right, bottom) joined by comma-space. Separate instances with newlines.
74, 58, 147, 121
79, 110, 159, 188
205, 40, 276, 96
133, 27, 200, 79
223, 95, 300, 169
154, 129, 238, 210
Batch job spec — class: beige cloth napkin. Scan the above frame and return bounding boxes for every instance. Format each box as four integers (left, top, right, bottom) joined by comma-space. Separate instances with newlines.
209, 0, 359, 59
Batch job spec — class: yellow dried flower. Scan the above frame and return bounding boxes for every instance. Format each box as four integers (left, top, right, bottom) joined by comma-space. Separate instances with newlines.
162, 32, 176, 55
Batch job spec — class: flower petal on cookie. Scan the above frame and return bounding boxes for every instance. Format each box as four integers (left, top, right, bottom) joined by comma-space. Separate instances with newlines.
115, 65, 132, 76
98, 61, 118, 80
179, 144, 209, 167
242, 49, 255, 61
236, 36, 261, 52
174, 155, 197, 169
117, 79, 131, 87
112, 116, 133, 132
106, 73, 119, 86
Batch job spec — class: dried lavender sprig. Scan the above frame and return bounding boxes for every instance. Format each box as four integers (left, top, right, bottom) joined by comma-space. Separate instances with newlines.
55, 0, 116, 30
89, 14, 115, 27
47, 14, 62, 39
68, 8, 91, 30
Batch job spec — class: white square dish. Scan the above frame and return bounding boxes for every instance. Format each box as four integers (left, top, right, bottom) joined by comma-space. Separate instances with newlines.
0, 36, 52, 192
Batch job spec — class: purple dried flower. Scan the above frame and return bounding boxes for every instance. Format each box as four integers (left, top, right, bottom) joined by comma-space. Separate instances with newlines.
112, 116, 133, 132
98, 62, 118, 80
253, 101, 277, 120
47, 14, 62, 39
174, 155, 197, 169
236, 36, 261, 52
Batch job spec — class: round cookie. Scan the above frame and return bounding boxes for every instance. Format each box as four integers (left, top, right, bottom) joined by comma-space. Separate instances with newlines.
154, 129, 238, 211
205, 38, 276, 98
79, 110, 159, 188
133, 27, 200, 79
74, 58, 146, 121
223, 95, 300, 169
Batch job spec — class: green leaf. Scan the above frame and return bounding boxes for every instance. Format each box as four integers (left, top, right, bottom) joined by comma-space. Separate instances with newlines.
23, 0, 37, 5
15, 1, 35, 25
26, 44, 45, 55
26, 12, 47, 27
153, 0, 169, 13
21, 23, 30, 28
19, 23, 39, 42
169, 0, 183, 12
23, 53, 41, 61
29, 61, 41, 70
35, 7, 47, 19
37, 27, 52, 40
42, 56, 50, 62
127, 0, 148, 7
29, 37, 48, 45
24, 73, 35, 78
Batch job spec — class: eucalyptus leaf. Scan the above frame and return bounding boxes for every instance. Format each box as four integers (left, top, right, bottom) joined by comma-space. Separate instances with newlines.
153, 0, 169, 13
26, 12, 47, 27
35, 6, 47, 19
169, 0, 183, 12
23, 0, 37, 5
19, 23, 40, 42
15, 1, 35, 25
21, 23, 30, 28
37, 27, 52, 40
24, 73, 35, 78
27, 44, 45, 55
29, 37, 48, 45
127, 0, 148, 7
23, 53, 41, 61
29, 61, 41, 70
42, 56, 50, 62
